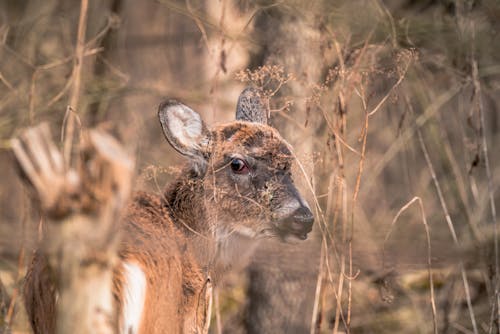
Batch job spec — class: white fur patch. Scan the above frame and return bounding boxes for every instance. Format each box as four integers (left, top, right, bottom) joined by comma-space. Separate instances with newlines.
168, 104, 203, 148
215, 226, 260, 268
122, 262, 147, 334
231, 225, 259, 238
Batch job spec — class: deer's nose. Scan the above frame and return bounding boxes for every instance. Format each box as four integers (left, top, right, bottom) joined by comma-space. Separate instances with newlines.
291, 206, 314, 233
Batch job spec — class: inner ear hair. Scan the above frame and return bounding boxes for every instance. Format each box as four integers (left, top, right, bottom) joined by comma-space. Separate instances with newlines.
158, 99, 210, 159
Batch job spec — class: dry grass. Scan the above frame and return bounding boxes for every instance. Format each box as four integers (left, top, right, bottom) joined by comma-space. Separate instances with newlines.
0, 0, 499, 333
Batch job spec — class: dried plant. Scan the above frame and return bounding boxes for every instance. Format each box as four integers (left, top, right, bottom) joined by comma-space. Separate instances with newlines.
0, 1, 499, 333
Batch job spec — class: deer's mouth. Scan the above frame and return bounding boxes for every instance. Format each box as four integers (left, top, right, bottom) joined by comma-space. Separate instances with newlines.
272, 215, 313, 242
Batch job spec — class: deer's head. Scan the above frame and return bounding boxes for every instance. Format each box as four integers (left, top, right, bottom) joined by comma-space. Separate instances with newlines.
158, 87, 314, 241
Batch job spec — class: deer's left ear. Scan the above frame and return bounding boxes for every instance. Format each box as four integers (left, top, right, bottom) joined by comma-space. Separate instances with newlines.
158, 100, 210, 160
235, 87, 268, 125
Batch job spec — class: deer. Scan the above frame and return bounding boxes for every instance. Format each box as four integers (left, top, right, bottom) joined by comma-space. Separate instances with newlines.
17, 87, 314, 334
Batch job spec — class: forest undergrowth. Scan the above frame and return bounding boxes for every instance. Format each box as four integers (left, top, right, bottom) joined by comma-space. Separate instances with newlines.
0, 1, 499, 333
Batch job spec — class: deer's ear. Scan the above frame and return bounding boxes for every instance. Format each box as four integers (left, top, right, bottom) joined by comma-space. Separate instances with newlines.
235, 87, 268, 124
158, 100, 210, 159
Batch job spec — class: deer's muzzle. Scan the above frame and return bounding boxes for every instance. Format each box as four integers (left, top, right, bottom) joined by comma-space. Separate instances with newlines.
281, 205, 314, 240
273, 181, 314, 240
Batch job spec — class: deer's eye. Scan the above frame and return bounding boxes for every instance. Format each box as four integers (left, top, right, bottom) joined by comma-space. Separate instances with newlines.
230, 158, 249, 174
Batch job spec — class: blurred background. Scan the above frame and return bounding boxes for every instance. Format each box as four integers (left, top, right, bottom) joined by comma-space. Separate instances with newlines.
0, 0, 499, 333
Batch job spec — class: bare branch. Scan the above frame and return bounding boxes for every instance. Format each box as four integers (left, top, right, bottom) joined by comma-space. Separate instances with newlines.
11, 123, 134, 334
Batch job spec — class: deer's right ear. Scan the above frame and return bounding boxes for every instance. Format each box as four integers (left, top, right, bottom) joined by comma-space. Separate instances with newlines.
158, 100, 210, 160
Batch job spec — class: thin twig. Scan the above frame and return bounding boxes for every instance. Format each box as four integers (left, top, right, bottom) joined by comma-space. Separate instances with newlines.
185, 0, 211, 53
65, 0, 89, 168
0, 71, 15, 91
38, 47, 103, 71
318, 105, 361, 156
214, 288, 222, 334
5, 241, 25, 328
345, 88, 369, 330
332, 178, 348, 334
69, 0, 89, 109
311, 174, 338, 333
367, 54, 411, 117
383, 197, 438, 334
28, 70, 40, 124
364, 83, 462, 194
417, 120, 478, 334
472, 58, 499, 334
310, 237, 326, 334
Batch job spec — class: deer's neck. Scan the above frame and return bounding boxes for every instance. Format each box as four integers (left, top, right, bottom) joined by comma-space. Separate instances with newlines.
162, 167, 220, 272
162, 166, 259, 274
163, 167, 210, 237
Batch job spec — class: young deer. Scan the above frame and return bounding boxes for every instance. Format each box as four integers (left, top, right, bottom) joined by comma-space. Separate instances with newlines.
22, 87, 314, 334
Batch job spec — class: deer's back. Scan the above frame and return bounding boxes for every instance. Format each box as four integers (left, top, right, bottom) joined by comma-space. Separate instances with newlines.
119, 192, 207, 333
24, 191, 208, 334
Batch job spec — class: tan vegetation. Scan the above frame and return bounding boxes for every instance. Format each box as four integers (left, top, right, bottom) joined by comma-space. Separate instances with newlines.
0, 0, 499, 333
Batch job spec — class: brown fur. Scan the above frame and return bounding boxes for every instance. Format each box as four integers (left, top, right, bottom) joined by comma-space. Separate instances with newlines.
24, 111, 313, 334
25, 190, 208, 334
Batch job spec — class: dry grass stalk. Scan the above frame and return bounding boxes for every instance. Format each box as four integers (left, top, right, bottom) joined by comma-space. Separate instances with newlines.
214, 287, 222, 334
416, 119, 478, 334
0, 277, 8, 332
471, 57, 499, 333
310, 237, 326, 334
64, 0, 89, 169
11, 123, 133, 334
383, 196, 437, 334
363, 83, 462, 195
4, 246, 24, 329
69, 0, 89, 110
